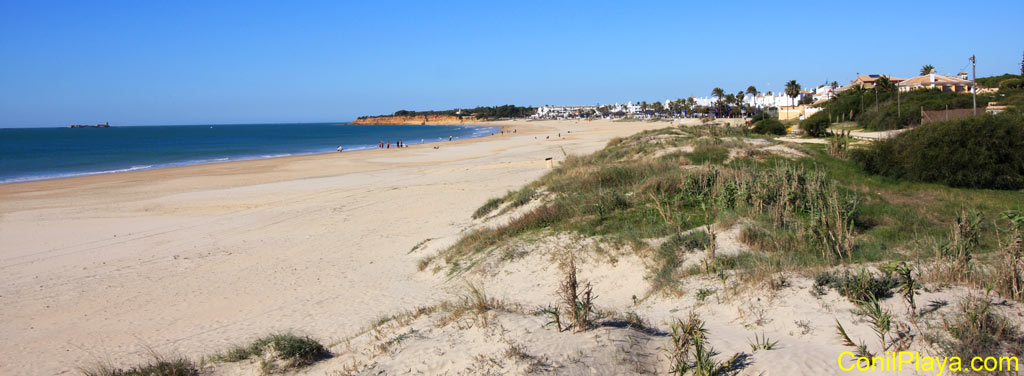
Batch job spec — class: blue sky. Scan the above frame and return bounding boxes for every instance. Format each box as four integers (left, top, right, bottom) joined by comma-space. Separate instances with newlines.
1, 0, 1022, 128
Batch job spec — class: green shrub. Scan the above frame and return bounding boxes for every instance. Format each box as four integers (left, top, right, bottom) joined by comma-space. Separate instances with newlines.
751, 119, 787, 135
813, 269, 897, 302
808, 87, 996, 131
218, 333, 329, 367
800, 114, 830, 137
749, 111, 772, 123
977, 73, 1022, 89
852, 113, 1024, 190
1000, 78, 1024, 90
686, 145, 729, 164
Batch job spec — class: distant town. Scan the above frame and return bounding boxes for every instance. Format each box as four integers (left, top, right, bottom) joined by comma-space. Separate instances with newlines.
534, 69, 979, 122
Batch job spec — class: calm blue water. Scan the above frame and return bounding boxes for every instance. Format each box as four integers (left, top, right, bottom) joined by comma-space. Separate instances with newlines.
0, 123, 499, 184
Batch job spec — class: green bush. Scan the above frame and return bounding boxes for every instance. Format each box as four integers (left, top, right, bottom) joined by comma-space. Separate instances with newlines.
749, 111, 772, 123
813, 269, 897, 302
1000, 78, 1024, 90
976, 74, 1022, 89
218, 334, 329, 367
852, 113, 1024, 190
808, 87, 995, 131
800, 114, 830, 137
751, 119, 787, 135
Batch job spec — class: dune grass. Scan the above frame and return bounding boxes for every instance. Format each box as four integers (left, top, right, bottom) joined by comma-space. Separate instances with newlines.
434, 124, 1024, 301
472, 197, 503, 219
215, 333, 329, 368
82, 356, 198, 376
935, 297, 1023, 361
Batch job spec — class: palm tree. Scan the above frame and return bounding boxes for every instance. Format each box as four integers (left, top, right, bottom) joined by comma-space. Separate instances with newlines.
876, 76, 895, 92
920, 64, 935, 76
785, 80, 801, 107
746, 86, 757, 100
711, 87, 725, 104
746, 86, 758, 113
651, 101, 664, 115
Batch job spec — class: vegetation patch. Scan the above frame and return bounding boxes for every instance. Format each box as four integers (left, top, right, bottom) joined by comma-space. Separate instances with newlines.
813, 269, 897, 302
434, 122, 1024, 302
852, 113, 1024, 190
216, 333, 330, 369
686, 144, 730, 164
750, 118, 787, 135
472, 197, 503, 219
82, 357, 198, 376
653, 230, 709, 291
934, 297, 1023, 362
803, 88, 994, 132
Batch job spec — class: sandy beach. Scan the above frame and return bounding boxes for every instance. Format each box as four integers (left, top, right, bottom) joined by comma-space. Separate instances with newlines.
0, 119, 671, 375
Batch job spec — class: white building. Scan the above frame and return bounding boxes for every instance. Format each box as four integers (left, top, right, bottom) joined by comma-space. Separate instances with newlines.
743, 92, 808, 108
609, 102, 641, 114
535, 105, 597, 118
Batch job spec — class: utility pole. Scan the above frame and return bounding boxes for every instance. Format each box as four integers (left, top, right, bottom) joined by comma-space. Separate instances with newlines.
970, 55, 977, 116
897, 88, 901, 119
874, 86, 879, 113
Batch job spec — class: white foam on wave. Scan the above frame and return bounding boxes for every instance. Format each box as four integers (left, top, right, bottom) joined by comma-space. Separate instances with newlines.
0, 165, 155, 184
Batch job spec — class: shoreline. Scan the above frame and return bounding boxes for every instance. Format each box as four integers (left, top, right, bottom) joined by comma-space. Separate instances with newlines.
0, 118, 674, 375
0, 123, 502, 186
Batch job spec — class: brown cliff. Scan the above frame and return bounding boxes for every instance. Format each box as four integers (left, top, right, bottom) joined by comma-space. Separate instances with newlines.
351, 115, 487, 125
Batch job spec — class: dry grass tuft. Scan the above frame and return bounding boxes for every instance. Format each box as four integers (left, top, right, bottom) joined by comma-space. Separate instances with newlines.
558, 256, 596, 333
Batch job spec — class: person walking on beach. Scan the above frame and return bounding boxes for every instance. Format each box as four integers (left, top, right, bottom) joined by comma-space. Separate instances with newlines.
387, 141, 390, 149
448, 136, 452, 141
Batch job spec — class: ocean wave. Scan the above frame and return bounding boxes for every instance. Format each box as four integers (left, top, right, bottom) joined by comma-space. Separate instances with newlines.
0, 165, 155, 184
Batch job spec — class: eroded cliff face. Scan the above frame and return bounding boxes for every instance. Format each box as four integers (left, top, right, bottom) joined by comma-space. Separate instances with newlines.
351, 115, 487, 125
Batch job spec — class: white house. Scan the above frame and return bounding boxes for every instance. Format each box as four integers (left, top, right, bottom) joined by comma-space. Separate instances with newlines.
742, 92, 804, 108
536, 105, 597, 118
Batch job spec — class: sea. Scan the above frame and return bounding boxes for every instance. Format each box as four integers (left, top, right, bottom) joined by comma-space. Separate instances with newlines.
0, 122, 500, 184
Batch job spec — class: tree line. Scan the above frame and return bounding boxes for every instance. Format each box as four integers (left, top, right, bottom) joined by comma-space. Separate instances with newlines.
358, 105, 537, 120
